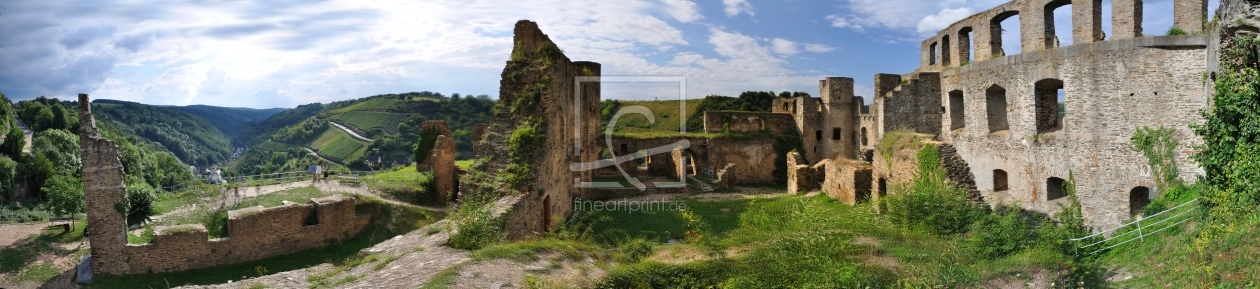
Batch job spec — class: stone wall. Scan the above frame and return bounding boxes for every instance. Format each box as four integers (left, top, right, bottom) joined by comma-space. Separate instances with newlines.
489, 20, 601, 240
936, 35, 1208, 229
821, 160, 873, 205
916, 0, 1207, 68
416, 120, 456, 203
701, 111, 796, 134
123, 195, 371, 274
609, 135, 781, 185
785, 151, 821, 194
79, 93, 130, 276
876, 72, 942, 136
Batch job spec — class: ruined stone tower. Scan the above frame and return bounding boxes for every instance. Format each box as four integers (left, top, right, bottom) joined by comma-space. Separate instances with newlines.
79, 93, 130, 275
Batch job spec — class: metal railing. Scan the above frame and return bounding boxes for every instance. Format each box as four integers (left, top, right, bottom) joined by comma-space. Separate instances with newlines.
1069, 197, 1200, 255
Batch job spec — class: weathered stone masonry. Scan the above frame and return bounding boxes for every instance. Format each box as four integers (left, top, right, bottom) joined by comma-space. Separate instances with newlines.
484, 20, 601, 240
862, 0, 1212, 230
79, 94, 371, 275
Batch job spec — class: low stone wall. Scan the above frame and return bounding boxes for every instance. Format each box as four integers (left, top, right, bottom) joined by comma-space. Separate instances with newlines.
701, 111, 797, 134
122, 195, 371, 274
822, 160, 873, 205
786, 152, 821, 194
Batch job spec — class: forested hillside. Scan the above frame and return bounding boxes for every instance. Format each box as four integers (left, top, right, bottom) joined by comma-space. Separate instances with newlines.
164, 104, 285, 145
230, 91, 494, 175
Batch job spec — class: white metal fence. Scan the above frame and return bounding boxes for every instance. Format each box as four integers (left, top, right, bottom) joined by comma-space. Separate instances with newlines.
1069, 198, 1201, 255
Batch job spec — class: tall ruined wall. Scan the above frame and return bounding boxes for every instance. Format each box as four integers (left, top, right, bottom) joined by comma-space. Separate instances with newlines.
877, 72, 942, 136
819, 77, 860, 161
416, 120, 455, 202
487, 20, 600, 240
938, 35, 1208, 229
701, 111, 796, 134
123, 195, 370, 274
79, 93, 130, 276
915, 0, 1208, 69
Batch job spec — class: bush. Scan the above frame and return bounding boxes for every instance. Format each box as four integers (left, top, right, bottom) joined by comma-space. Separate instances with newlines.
594, 260, 735, 289
125, 185, 158, 225
202, 209, 229, 238
1166, 27, 1187, 36
884, 144, 986, 235
965, 206, 1040, 259
447, 199, 504, 250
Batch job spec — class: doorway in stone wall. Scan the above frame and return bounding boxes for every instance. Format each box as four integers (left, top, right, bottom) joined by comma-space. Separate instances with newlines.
542, 195, 553, 231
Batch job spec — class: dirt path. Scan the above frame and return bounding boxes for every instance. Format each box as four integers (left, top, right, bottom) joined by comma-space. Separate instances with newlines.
329, 121, 372, 142
0, 223, 50, 247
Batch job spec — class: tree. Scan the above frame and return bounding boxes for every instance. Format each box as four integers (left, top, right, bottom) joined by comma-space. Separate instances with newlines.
26, 152, 54, 198
0, 156, 16, 202
44, 174, 85, 225
32, 129, 80, 174
1, 126, 24, 157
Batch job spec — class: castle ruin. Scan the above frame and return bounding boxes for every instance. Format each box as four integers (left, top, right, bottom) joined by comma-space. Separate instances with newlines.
789, 0, 1211, 230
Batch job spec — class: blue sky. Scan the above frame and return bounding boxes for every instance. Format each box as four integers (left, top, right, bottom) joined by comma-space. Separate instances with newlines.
0, 0, 1217, 109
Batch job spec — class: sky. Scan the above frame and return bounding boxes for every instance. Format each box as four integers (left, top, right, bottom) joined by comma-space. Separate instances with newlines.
0, 0, 1219, 109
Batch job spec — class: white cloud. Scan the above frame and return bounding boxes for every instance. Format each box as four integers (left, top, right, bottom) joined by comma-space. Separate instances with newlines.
660, 0, 703, 23
723, 0, 754, 16
826, 15, 863, 31
770, 38, 798, 55
803, 43, 835, 53
916, 7, 973, 34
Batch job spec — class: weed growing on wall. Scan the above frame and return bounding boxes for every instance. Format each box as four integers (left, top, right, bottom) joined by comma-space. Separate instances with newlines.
884, 144, 985, 235
447, 195, 505, 250
1130, 126, 1181, 192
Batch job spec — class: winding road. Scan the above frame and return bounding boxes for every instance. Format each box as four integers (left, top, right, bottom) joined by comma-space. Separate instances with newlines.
329, 121, 372, 142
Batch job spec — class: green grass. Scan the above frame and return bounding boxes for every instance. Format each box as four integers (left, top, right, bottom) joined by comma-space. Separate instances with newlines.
418, 264, 463, 289
12, 262, 60, 283
255, 140, 300, 152
336, 111, 407, 134
310, 127, 368, 162
610, 99, 704, 132
333, 98, 405, 112
91, 196, 444, 289
581, 193, 1072, 287
454, 160, 473, 170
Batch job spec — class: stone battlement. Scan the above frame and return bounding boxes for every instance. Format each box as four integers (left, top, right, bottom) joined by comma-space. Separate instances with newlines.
123, 194, 371, 274
918, 0, 1208, 70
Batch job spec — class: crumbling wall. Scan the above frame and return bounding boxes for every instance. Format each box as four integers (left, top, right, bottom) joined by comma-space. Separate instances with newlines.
123, 195, 370, 274
485, 20, 600, 240
79, 93, 130, 276
416, 120, 456, 203
938, 144, 982, 203
876, 72, 942, 136
608, 135, 781, 185
701, 111, 796, 134
936, 35, 1208, 229
471, 123, 488, 157
786, 151, 820, 194
822, 160, 873, 205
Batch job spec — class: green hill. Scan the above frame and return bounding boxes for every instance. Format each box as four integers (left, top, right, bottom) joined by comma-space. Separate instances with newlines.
230, 92, 494, 175
164, 104, 285, 145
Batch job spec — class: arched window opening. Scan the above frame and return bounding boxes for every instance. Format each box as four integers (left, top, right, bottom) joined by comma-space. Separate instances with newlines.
986, 85, 1009, 133
1034, 79, 1065, 133
994, 169, 1009, 191
949, 90, 966, 130
1047, 177, 1067, 200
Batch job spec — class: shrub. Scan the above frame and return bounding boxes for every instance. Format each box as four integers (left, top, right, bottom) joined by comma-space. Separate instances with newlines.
1166, 27, 1187, 36
447, 199, 504, 250
594, 260, 735, 289
125, 184, 158, 225
965, 206, 1039, 259
884, 144, 986, 235
202, 209, 229, 238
